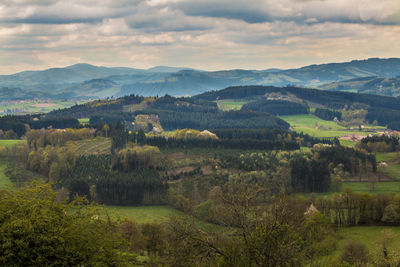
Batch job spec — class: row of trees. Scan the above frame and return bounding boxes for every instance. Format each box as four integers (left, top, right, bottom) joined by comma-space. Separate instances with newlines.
242, 99, 309, 115
358, 134, 400, 152
314, 108, 342, 121
0, 115, 79, 137
316, 189, 400, 226
196, 85, 400, 111
26, 128, 95, 149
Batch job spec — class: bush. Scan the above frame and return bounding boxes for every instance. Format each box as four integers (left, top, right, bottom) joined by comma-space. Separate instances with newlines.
340, 241, 369, 266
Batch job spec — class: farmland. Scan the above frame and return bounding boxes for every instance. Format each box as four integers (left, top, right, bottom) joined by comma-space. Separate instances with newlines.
280, 114, 381, 138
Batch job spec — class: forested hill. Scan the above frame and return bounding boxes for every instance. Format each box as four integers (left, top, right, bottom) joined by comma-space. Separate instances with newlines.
195, 85, 400, 111
320, 76, 400, 96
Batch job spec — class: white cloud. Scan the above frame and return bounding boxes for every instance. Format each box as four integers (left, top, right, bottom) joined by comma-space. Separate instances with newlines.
0, 0, 399, 74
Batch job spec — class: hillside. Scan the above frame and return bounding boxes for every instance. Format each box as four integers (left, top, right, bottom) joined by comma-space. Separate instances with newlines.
320, 76, 400, 96
1, 58, 400, 101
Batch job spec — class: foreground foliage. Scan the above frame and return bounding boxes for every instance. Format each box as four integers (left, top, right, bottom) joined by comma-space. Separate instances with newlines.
0, 183, 133, 266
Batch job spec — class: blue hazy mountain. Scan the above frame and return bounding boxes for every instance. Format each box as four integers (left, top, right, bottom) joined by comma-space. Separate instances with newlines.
1, 58, 400, 100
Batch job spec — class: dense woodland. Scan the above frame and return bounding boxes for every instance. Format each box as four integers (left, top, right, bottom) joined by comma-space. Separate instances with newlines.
314, 108, 342, 121
241, 99, 309, 115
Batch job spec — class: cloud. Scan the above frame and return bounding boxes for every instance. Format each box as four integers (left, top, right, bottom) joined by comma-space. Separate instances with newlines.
0, 0, 399, 74
172, 0, 400, 25
0, 0, 136, 24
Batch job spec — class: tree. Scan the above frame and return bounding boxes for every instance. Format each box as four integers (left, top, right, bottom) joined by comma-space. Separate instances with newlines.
0, 183, 134, 266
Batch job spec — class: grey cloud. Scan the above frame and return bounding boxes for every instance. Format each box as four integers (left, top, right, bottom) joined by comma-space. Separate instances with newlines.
0, 0, 137, 24
171, 0, 400, 25
125, 4, 214, 32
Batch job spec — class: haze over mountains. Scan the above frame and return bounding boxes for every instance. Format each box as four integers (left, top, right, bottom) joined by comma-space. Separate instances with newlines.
1, 58, 400, 100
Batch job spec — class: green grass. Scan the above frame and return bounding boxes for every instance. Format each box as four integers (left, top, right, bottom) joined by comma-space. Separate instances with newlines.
342, 182, 400, 194
280, 114, 378, 138
104, 205, 225, 232
0, 139, 23, 148
216, 99, 250, 111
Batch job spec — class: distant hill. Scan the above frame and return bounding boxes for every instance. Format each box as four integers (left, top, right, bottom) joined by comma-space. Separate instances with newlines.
320, 76, 400, 96
1, 58, 400, 100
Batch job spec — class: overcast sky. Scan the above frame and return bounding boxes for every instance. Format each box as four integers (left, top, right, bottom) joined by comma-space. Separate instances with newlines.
0, 0, 400, 74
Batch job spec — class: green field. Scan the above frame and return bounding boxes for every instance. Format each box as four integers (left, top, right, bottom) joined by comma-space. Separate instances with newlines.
280, 114, 378, 138
216, 99, 250, 110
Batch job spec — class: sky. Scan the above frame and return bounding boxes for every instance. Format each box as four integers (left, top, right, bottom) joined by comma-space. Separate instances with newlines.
0, 0, 400, 74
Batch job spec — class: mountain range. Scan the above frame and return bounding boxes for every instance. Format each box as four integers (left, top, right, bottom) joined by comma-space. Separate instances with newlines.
1, 58, 400, 100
